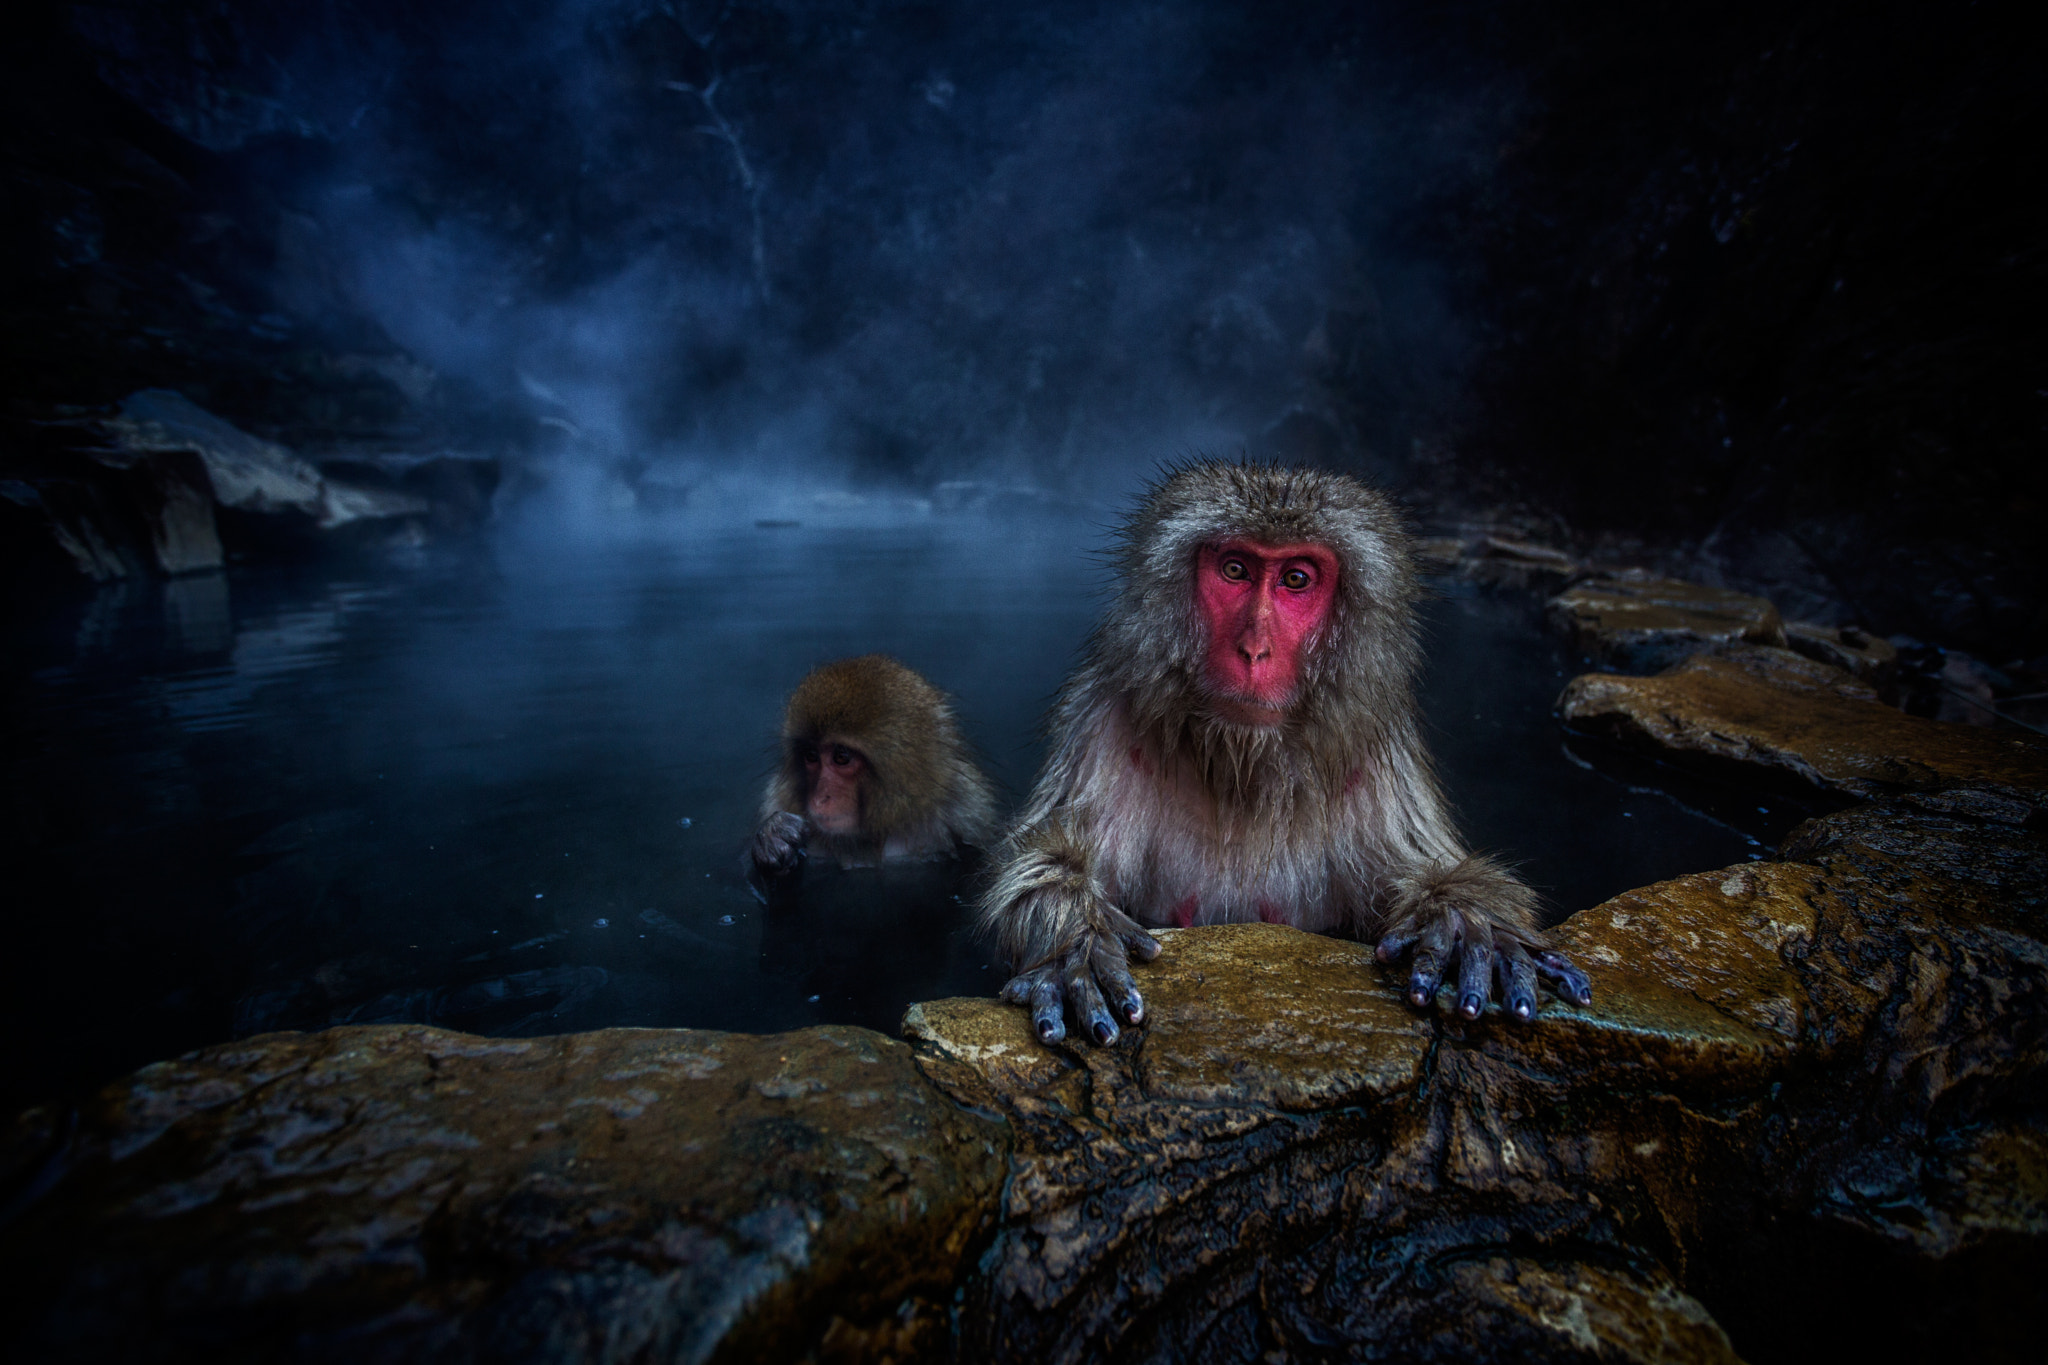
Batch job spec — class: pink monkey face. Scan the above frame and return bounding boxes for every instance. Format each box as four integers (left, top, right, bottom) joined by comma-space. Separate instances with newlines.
1193, 540, 1340, 723
801, 739, 867, 836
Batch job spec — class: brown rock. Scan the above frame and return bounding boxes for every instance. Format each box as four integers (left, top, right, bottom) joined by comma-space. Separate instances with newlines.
6, 800, 2043, 1364
1416, 532, 1579, 586
1696, 642, 1881, 702
1558, 652, 2048, 799
1784, 620, 1899, 689
1478, 533, 1576, 573
2, 1025, 1007, 1363
1548, 573, 1786, 672
1414, 535, 1469, 569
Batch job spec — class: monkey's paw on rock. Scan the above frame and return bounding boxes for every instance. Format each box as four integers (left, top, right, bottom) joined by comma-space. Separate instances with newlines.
998, 924, 1160, 1046
1374, 917, 1593, 1021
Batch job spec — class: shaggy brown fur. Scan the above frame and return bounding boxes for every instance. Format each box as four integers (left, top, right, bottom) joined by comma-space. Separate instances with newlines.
980, 461, 1586, 1044
752, 655, 998, 870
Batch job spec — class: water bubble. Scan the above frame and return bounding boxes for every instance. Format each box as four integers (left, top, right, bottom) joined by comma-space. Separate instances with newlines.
534, 893, 544, 899
676, 817, 693, 829
807, 994, 820, 1003
593, 918, 609, 928
719, 914, 735, 925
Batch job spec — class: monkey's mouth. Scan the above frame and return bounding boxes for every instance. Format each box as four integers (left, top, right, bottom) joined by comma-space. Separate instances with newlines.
1208, 694, 1293, 728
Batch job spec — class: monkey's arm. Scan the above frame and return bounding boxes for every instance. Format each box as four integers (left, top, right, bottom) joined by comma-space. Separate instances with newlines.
982, 818, 1160, 1045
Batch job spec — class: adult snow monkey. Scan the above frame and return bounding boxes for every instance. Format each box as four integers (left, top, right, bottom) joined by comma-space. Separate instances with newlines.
981, 462, 1591, 1044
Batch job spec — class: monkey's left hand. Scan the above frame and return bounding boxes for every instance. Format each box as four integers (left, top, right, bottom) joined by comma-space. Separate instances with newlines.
997, 914, 1160, 1046
1375, 906, 1592, 1022
750, 810, 810, 875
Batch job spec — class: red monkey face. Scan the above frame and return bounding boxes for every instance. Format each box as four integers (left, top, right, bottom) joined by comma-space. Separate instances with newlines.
1194, 540, 1339, 725
800, 740, 867, 836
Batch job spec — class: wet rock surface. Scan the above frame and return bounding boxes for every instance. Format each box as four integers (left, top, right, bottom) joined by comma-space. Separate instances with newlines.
2, 1026, 1008, 1364
1783, 622, 1899, 691
1559, 651, 2048, 800
7, 791, 2044, 1363
2, 390, 479, 589
1548, 573, 1787, 672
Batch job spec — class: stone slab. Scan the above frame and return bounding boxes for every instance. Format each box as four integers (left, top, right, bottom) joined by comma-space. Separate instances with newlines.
2, 1025, 1007, 1363
1559, 652, 2048, 799
1549, 574, 1786, 671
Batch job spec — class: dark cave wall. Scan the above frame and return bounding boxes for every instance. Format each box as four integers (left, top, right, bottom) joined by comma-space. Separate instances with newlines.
1375, 0, 2045, 654
3, 0, 2042, 652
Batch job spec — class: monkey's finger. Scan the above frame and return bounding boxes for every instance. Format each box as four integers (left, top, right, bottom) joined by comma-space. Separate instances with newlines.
1092, 942, 1146, 1026
1456, 925, 1496, 1020
1375, 927, 1421, 963
1100, 906, 1162, 962
1406, 916, 1458, 1008
1028, 977, 1066, 1044
1534, 951, 1594, 1007
1064, 955, 1119, 1046
1119, 925, 1164, 962
1496, 944, 1540, 1022
1000, 970, 1042, 1006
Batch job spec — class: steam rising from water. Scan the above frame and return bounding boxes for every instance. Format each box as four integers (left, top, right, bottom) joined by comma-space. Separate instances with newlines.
83, 1, 1470, 508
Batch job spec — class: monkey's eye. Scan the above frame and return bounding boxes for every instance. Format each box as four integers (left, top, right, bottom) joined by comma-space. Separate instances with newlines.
1282, 567, 1312, 591
1220, 558, 1251, 582
830, 745, 856, 767
798, 744, 820, 765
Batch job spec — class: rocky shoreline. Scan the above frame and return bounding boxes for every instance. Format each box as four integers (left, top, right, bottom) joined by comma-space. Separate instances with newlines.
4, 561, 2044, 1363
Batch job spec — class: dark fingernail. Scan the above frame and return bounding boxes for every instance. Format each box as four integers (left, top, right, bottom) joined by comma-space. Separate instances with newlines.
1512, 998, 1534, 1021
1124, 992, 1145, 1024
1410, 987, 1431, 1007
1093, 1019, 1118, 1045
1576, 988, 1593, 1006
1460, 992, 1483, 1018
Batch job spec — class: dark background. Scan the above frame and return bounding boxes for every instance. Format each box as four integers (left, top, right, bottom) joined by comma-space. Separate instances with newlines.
4, 0, 2041, 652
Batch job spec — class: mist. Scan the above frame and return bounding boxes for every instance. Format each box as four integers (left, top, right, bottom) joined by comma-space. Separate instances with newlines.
69, 0, 1474, 512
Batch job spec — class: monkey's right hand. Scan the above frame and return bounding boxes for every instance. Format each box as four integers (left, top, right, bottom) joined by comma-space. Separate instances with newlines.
998, 910, 1161, 1047
750, 810, 810, 875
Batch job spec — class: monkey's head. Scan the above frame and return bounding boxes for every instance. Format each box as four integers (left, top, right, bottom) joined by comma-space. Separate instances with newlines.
780, 654, 966, 843
1106, 461, 1420, 742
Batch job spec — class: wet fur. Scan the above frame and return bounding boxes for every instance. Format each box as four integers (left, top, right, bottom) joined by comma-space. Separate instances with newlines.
982, 461, 1541, 969
761, 655, 998, 867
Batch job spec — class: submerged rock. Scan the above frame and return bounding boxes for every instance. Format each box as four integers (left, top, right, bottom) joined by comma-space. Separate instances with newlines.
6, 789, 2043, 1362
1549, 572, 1786, 671
1559, 651, 2048, 800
